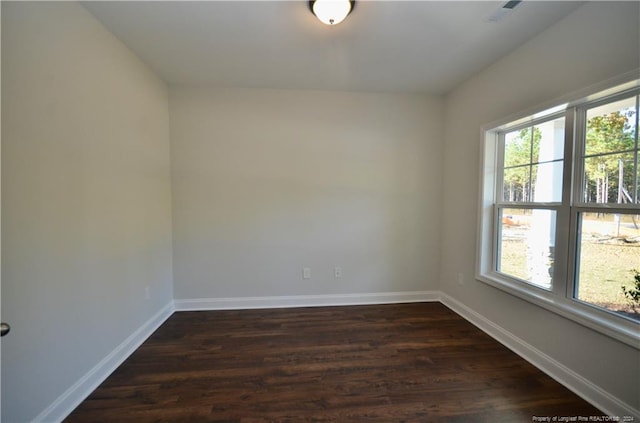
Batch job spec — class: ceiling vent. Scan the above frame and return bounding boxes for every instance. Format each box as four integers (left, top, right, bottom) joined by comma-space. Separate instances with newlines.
502, 1, 523, 10
485, 0, 523, 23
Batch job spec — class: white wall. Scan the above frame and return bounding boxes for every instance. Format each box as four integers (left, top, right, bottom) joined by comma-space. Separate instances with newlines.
170, 87, 442, 302
442, 1, 640, 414
1, 2, 173, 422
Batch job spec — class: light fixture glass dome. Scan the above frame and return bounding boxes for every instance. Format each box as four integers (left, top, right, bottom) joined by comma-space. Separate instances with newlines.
310, 0, 354, 26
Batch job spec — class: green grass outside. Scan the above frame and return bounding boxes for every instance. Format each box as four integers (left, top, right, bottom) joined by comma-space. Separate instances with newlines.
500, 239, 640, 320
576, 241, 639, 316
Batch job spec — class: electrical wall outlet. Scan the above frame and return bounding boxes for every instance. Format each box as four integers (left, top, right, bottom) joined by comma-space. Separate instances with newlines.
334, 267, 342, 278
303, 267, 311, 279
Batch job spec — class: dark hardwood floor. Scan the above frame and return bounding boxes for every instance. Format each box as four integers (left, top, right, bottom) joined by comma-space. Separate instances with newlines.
66, 303, 601, 422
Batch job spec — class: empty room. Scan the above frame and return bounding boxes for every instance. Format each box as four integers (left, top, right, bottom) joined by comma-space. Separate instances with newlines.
1, 1, 639, 422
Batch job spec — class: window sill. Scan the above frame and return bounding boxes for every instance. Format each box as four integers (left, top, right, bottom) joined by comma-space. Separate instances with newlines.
476, 271, 640, 349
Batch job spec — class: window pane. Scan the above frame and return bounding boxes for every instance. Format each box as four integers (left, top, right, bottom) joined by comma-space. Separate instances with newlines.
504, 128, 532, 167
583, 152, 635, 204
575, 213, 640, 321
502, 118, 565, 204
497, 208, 555, 289
502, 166, 530, 202
585, 97, 636, 156
534, 117, 565, 162
531, 161, 563, 203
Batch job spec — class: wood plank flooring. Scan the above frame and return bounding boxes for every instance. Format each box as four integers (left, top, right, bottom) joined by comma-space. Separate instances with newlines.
66, 303, 601, 422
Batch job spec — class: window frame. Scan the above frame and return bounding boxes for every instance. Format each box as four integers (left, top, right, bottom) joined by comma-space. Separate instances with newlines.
477, 75, 640, 349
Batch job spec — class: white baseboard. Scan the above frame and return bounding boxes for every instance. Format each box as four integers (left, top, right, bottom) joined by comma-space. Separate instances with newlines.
33, 302, 175, 423
439, 292, 639, 419
174, 290, 439, 311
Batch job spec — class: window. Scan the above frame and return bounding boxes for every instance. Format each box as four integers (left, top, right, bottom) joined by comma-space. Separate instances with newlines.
497, 117, 565, 290
478, 79, 640, 347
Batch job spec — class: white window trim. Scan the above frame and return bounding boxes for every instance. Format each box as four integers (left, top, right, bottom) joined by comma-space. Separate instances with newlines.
476, 71, 640, 349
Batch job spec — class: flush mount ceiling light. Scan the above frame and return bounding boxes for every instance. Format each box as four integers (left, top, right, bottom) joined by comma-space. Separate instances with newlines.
309, 0, 355, 26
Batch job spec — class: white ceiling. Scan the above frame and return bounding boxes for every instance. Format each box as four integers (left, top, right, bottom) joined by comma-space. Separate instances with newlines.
83, 1, 584, 95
